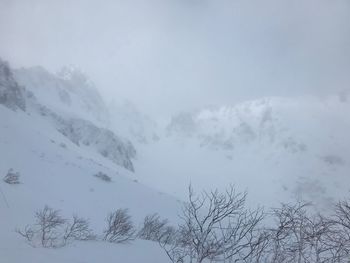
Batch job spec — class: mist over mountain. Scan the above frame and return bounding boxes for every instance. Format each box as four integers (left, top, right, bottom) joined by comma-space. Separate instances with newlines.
1, 54, 350, 262
1, 0, 350, 116
3, 58, 350, 206
1, 0, 350, 262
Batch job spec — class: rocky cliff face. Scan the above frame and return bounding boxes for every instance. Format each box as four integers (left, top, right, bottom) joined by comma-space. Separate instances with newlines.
1, 58, 136, 172
56, 117, 136, 172
0, 59, 26, 111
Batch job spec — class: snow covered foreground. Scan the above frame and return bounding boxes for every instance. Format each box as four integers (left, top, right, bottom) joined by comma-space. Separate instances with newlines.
0, 105, 177, 262
0, 107, 174, 262
2, 238, 168, 263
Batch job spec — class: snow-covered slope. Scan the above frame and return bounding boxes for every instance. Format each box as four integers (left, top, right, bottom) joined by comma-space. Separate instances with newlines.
1, 239, 171, 263
0, 104, 179, 226
0, 59, 180, 263
0, 105, 179, 262
13, 63, 138, 172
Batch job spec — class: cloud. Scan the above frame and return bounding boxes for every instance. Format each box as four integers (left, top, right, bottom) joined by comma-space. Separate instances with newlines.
1, 0, 349, 116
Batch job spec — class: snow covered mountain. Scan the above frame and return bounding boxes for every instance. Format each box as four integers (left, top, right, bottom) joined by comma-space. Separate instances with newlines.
0, 59, 180, 262
166, 97, 348, 155
1, 57, 350, 262
137, 96, 350, 211
14, 65, 109, 124
10, 62, 138, 172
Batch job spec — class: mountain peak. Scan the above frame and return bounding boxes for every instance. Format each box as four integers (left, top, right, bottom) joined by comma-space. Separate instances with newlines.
56, 65, 95, 89
57, 65, 86, 80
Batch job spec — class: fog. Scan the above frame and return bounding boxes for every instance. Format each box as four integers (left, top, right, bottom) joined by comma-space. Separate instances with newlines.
1, 0, 349, 116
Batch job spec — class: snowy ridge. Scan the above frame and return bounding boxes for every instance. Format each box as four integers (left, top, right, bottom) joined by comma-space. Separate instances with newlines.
14, 65, 108, 124
56, 117, 136, 172
29, 102, 137, 172
1, 60, 137, 172
167, 98, 310, 153
166, 96, 350, 160
136, 95, 350, 211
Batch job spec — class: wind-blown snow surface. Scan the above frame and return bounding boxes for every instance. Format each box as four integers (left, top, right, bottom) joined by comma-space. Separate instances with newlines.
1, 239, 171, 263
0, 106, 179, 221
1, 58, 350, 262
0, 104, 180, 263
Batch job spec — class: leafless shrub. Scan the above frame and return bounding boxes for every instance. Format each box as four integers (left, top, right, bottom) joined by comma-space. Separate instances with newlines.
329, 200, 350, 260
94, 172, 112, 182
266, 202, 313, 262
103, 209, 135, 243
264, 201, 340, 263
15, 189, 350, 262
36, 206, 66, 247
243, 230, 270, 263
16, 225, 35, 246
3, 168, 20, 184
16, 206, 95, 248
159, 226, 191, 263
334, 200, 350, 233
20, 206, 66, 248
138, 213, 169, 241
63, 215, 95, 244
160, 185, 265, 263
159, 189, 350, 263
158, 225, 178, 245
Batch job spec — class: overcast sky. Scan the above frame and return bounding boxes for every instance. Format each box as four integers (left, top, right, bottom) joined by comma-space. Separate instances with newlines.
1, 0, 349, 116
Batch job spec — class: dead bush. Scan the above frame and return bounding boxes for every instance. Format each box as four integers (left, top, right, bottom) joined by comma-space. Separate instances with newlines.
138, 213, 169, 241
16, 206, 95, 248
3, 169, 20, 184
103, 209, 135, 243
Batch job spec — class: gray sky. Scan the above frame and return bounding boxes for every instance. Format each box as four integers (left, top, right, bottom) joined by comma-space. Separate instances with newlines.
1, 0, 349, 116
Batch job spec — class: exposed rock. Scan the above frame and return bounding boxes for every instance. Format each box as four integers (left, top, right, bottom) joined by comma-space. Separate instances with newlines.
56, 117, 136, 172
0, 59, 26, 111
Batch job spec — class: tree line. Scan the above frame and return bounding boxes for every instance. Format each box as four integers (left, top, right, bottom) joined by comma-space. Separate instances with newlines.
16, 185, 350, 262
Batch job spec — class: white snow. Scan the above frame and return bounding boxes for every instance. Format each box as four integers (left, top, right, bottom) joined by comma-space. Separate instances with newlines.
1, 60, 350, 262
137, 96, 350, 211
0, 105, 180, 262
